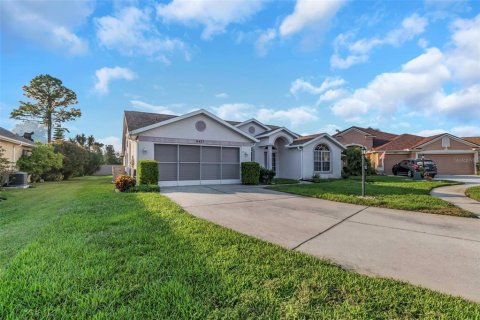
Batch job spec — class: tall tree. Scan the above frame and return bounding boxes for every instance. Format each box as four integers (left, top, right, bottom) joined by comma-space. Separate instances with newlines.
72, 133, 87, 147
10, 74, 81, 143
86, 135, 95, 150
104, 145, 120, 165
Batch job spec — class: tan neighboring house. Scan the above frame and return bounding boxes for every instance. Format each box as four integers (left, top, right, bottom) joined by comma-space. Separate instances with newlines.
334, 126, 480, 175
0, 127, 36, 170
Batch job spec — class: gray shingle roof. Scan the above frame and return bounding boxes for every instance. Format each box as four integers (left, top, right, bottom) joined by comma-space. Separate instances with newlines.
0, 127, 36, 145
124, 111, 178, 131
125, 111, 282, 133
290, 134, 322, 146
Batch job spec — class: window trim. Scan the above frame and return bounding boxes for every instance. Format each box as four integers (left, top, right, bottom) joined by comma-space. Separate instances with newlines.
313, 144, 331, 173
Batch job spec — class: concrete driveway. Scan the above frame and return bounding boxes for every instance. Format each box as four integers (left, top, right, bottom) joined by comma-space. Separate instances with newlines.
432, 175, 480, 216
162, 184, 480, 302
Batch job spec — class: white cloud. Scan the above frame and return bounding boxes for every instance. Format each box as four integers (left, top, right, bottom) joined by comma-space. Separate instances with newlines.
96, 7, 188, 61
318, 124, 342, 135
317, 88, 349, 102
156, 0, 265, 39
211, 103, 318, 127
130, 100, 176, 114
98, 136, 121, 151
94, 67, 136, 94
290, 77, 345, 96
215, 93, 229, 98
1, 0, 92, 55
212, 103, 255, 121
416, 129, 447, 136
255, 28, 276, 57
257, 106, 318, 127
445, 14, 480, 84
279, 0, 345, 37
331, 13, 428, 69
451, 126, 480, 137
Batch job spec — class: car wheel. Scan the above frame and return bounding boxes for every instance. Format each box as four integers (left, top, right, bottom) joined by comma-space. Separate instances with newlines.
431, 174, 436, 179
392, 169, 397, 175
408, 170, 413, 178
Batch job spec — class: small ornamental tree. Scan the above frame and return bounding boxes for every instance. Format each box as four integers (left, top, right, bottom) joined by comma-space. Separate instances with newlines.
241, 162, 260, 185
137, 160, 159, 185
342, 147, 372, 176
17, 143, 63, 182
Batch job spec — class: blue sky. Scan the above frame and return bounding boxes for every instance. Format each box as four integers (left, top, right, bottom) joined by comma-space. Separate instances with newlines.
1, 0, 479, 150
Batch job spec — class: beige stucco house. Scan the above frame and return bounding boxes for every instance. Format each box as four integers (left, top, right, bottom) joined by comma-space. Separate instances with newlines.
0, 127, 36, 170
334, 126, 480, 175
122, 109, 345, 186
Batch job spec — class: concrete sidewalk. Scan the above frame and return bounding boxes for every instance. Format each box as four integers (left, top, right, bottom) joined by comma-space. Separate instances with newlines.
432, 175, 480, 217
162, 184, 480, 302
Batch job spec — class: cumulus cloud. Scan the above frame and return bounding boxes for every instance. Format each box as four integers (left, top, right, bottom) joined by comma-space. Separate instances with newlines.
279, 0, 345, 37
255, 28, 276, 57
317, 123, 342, 135
215, 93, 229, 98
130, 100, 176, 114
416, 129, 447, 136
317, 88, 349, 102
211, 103, 318, 127
1, 0, 92, 55
451, 126, 480, 137
96, 6, 189, 62
156, 0, 265, 39
331, 13, 428, 69
290, 77, 345, 96
330, 14, 480, 124
94, 67, 136, 94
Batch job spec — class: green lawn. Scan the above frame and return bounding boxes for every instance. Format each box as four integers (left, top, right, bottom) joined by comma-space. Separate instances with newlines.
271, 178, 300, 185
1, 177, 479, 318
270, 176, 474, 217
466, 186, 480, 202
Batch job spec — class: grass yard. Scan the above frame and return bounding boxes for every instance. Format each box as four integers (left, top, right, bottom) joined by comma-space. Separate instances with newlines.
271, 178, 300, 185
466, 186, 480, 202
1, 177, 479, 319
270, 176, 474, 217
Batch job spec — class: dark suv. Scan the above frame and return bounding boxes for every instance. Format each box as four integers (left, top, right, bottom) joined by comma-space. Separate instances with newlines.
392, 159, 437, 178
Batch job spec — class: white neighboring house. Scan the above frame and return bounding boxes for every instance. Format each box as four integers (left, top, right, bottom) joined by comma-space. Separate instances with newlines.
122, 109, 345, 186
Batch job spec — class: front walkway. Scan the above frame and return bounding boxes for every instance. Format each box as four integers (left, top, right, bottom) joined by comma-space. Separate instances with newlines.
432, 175, 480, 217
162, 184, 480, 302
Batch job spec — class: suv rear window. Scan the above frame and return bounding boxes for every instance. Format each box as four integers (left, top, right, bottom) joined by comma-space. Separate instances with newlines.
416, 160, 434, 165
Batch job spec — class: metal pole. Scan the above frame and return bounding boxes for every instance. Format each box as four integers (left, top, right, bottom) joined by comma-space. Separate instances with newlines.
361, 146, 365, 197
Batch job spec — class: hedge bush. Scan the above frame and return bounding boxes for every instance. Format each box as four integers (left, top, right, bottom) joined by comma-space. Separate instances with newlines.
126, 184, 160, 193
137, 160, 159, 185
241, 162, 260, 185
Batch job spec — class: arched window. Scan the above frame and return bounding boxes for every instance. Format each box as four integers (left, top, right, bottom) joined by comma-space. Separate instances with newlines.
314, 144, 330, 172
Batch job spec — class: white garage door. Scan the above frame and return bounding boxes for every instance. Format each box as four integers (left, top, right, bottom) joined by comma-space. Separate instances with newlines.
155, 144, 240, 186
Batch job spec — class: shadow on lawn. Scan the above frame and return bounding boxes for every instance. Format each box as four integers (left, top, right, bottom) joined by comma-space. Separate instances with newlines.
0, 178, 236, 319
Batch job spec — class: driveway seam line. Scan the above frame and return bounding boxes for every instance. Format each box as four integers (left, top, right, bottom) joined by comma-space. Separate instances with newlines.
182, 196, 301, 208
347, 220, 480, 243
292, 206, 370, 250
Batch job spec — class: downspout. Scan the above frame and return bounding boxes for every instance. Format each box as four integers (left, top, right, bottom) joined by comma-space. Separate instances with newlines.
297, 146, 303, 180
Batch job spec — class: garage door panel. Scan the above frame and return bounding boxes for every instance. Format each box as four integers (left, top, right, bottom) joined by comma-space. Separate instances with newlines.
222, 147, 239, 163
222, 164, 240, 179
159, 163, 177, 181
201, 163, 221, 179
427, 154, 475, 175
155, 144, 177, 162
202, 146, 221, 162
179, 163, 200, 180
179, 145, 200, 162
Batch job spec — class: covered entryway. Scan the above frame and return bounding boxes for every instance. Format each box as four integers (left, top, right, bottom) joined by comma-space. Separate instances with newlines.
421, 153, 476, 175
155, 144, 240, 186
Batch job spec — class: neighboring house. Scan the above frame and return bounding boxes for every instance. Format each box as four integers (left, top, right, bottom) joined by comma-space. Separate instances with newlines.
0, 127, 36, 170
122, 109, 345, 186
334, 127, 480, 175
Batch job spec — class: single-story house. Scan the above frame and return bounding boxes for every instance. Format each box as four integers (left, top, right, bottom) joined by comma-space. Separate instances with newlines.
122, 109, 345, 186
334, 126, 480, 175
0, 127, 36, 170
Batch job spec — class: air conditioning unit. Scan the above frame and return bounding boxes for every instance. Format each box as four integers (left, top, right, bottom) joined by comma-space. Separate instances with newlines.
8, 172, 28, 186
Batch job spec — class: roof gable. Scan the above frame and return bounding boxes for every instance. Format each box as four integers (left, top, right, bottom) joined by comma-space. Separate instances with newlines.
129, 109, 259, 142
413, 133, 480, 149
255, 127, 299, 139
289, 133, 346, 150
234, 118, 270, 130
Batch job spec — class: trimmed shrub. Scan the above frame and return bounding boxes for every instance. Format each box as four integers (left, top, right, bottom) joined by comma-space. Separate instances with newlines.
312, 173, 321, 183
137, 160, 159, 185
115, 175, 136, 192
260, 167, 276, 185
126, 184, 160, 193
241, 162, 260, 185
